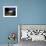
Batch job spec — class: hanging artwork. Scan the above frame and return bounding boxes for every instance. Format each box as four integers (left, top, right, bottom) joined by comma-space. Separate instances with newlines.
3, 6, 17, 17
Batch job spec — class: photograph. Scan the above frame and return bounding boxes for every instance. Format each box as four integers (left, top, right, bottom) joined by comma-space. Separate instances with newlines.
3, 6, 17, 17
18, 24, 46, 46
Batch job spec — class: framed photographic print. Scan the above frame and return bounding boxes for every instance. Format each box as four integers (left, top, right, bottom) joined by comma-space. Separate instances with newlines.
3, 6, 17, 17
18, 24, 46, 42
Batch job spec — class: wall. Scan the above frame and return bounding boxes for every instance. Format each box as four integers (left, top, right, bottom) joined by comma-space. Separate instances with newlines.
0, 0, 18, 44
0, 0, 46, 44
19, 0, 46, 24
